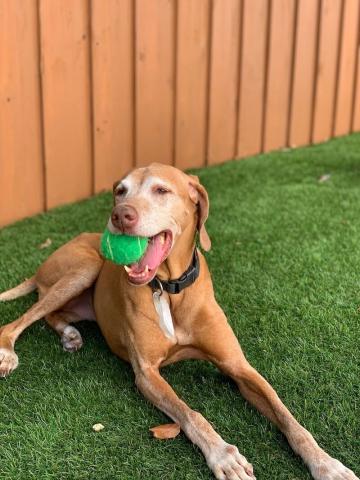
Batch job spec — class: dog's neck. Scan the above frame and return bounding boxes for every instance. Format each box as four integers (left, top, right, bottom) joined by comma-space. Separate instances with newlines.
157, 223, 197, 282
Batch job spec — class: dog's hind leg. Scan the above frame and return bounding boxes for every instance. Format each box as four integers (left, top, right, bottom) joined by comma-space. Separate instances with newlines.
45, 286, 96, 352
0, 233, 102, 377
0, 268, 99, 377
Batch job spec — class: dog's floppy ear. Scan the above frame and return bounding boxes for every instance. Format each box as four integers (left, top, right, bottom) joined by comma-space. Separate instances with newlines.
112, 180, 122, 205
112, 168, 133, 194
188, 175, 211, 251
112, 180, 121, 194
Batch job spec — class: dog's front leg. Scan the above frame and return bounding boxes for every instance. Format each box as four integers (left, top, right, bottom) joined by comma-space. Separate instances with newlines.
134, 363, 255, 480
195, 305, 358, 480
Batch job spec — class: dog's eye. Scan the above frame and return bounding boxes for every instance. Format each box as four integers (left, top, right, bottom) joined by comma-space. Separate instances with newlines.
115, 186, 127, 196
154, 186, 170, 195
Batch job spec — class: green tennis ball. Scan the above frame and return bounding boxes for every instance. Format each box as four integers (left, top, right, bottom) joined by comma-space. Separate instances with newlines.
100, 229, 148, 265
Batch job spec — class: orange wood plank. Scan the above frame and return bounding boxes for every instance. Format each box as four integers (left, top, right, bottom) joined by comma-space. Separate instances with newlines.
334, 0, 360, 137
175, 0, 210, 169
0, 0, 44, 226
92, 0, 134, 192
289, 0, 319, 147
135, 0, 175, 167
263, 0, 296, 152
353, 48, 360, 132
237, 0, 268, 157
39, 0, 92, 209
312, 0, 342, 143
207, 0, 241, 165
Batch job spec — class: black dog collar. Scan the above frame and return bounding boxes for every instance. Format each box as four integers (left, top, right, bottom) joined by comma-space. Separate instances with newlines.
149, 249, 200, 295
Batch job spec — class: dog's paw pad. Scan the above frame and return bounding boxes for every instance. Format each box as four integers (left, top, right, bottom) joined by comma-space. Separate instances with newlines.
61, 326, 83, 352
208, 443, 256, 480
311, 457, 359, 480
0, 348, 19, 377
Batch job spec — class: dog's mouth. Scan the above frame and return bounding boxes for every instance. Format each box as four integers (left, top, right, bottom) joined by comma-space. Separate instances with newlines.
124, 230, 173, 286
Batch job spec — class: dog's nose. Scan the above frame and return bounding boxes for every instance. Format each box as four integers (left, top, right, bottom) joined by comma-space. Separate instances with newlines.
111, 205, 138, 231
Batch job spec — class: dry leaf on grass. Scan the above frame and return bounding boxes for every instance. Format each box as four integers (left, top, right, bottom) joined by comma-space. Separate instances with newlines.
149, 423, 180, 439
92, 423, 105, 432
38, 238, 52, 249
318, 174, 331, 183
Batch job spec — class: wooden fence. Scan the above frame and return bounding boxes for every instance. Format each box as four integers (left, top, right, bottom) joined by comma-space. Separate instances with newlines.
1, 0, 360, 227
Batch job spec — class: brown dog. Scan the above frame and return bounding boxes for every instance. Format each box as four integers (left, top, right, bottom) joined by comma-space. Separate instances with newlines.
0, 164, 357, 480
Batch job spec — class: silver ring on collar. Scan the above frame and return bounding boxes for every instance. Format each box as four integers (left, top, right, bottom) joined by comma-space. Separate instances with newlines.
153, 277, 164, 296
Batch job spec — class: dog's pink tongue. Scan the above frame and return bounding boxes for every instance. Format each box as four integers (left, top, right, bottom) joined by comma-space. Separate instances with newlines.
133, 235, 165, 272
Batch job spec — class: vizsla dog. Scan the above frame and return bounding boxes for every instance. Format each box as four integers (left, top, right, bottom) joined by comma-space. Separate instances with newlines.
0, 164, 357, 480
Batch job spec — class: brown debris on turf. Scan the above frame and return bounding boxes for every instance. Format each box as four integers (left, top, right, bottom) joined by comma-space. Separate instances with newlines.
149, 423, 180, 439
38, 238, 52, 249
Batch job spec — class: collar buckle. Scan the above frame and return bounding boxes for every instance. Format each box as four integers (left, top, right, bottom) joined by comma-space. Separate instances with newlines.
152, 277, 164, 296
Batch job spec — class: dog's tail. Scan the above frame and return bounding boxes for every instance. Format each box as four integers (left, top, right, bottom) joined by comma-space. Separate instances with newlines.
0, 276, 37, 302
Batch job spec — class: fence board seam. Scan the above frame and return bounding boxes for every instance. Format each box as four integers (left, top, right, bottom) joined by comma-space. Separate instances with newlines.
88, 0, 95, 195
36, 0, 47, 212
172, 0, 178, 167
286, 0, 299, 147
234, 0, 244, 159
332, 0, 346, 137
350, 2, 360, 132
261, 0, 272, 153
132, 0, 137, 169
204, 0, 214, 167
310, 0, 322, 144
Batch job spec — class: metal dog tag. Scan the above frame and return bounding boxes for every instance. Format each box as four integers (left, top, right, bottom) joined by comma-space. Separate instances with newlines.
152, 291, 175, 339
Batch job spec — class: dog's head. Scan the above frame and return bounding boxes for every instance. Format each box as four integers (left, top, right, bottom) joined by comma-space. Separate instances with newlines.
108, 163, 211, 285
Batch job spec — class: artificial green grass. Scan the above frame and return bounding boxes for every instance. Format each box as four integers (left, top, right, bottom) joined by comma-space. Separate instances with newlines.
1, 134, 359, 480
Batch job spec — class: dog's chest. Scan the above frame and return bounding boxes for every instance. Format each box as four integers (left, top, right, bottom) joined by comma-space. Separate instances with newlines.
150, 292, 193, 346
165, 297, 195, 345
152, 291, 175, 339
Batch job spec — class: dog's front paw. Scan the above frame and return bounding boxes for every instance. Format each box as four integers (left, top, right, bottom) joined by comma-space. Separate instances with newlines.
0, 348, 19, 377
310, 456, 358, 480
207, 442, 256, 480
